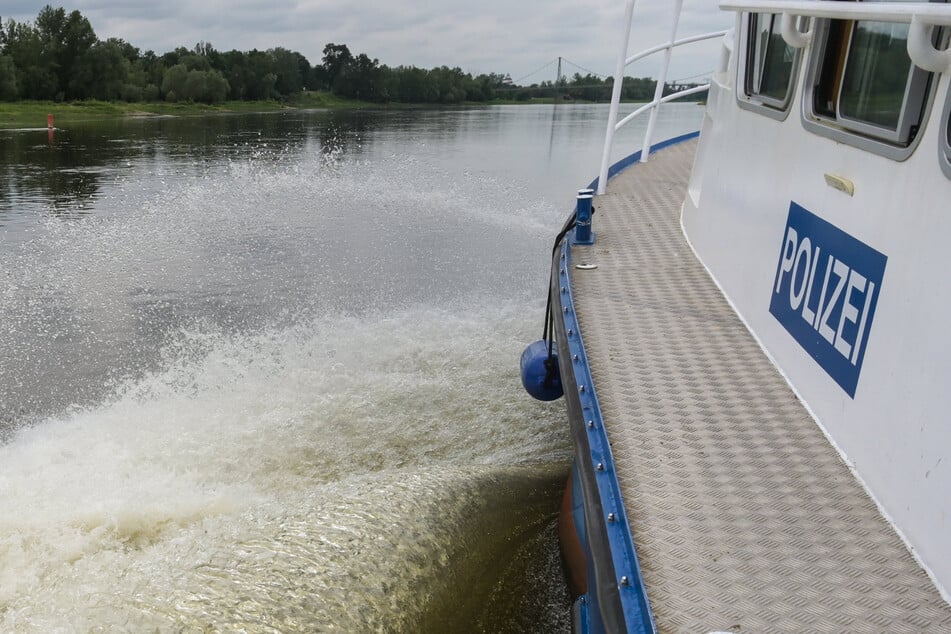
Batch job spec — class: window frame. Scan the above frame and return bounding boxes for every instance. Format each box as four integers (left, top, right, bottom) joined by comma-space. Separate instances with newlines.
737, 12, 802, 121
802, 3, 944, 161
940, 83, 951, 178
836, 19, 931, 144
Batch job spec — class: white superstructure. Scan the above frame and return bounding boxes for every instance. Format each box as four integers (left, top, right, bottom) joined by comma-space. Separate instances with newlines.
682, 1, 951, 599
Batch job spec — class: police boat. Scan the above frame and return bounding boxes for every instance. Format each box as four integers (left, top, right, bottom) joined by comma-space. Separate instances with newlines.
520, 1, 951, 632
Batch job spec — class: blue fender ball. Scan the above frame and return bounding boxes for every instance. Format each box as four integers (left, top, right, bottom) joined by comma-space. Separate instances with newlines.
520, 340, 564, 401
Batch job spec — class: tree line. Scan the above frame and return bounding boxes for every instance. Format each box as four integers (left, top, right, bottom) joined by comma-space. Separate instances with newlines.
0, 5, 702, 105
503, 73, 704, 103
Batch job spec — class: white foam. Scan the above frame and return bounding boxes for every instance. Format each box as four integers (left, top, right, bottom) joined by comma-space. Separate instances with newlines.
0, 125, 572, 628
0, 304, 568, 628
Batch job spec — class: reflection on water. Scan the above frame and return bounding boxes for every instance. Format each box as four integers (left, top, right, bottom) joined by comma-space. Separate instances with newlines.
0, 104, 703, 631
0, 112, 348, 225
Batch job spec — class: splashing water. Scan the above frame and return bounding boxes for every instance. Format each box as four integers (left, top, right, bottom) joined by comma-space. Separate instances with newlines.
0, 308, 569, 631
1, 115, 559, 424
0, 110, 583, 631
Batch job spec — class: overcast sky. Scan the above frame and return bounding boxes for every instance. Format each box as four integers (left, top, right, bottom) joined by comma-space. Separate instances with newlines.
3, 1, 734, 84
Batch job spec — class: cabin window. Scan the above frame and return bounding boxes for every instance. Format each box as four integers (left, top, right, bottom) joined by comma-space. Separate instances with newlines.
806, 0, 944, 154
739, 13, 799, 116
747, 13, 796, 105
838, 20, 919, 130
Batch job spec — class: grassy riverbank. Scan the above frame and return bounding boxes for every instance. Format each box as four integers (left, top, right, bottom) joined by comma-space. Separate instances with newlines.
0, 92, 375, 129
0, 94, 615, 128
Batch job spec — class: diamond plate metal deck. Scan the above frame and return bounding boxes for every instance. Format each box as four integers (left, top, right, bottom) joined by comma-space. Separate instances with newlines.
568, 138, 951, 633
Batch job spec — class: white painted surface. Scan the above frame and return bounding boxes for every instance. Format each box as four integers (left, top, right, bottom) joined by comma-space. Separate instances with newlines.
682, 15, 951, 600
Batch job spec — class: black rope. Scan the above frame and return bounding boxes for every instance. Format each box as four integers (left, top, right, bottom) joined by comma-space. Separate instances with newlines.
540, 202, 596, 369
542, 212, 578, 342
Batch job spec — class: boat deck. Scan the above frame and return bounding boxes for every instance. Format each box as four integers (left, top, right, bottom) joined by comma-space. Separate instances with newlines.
568, 138, 951, 632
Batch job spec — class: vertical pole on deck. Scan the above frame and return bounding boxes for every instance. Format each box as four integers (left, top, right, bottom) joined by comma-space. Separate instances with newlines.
597, 0, 637, 195
573, 189, 596, 244
641, 0, 683, 163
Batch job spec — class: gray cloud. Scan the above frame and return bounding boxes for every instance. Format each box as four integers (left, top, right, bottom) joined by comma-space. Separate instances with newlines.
4, 1, 732, 81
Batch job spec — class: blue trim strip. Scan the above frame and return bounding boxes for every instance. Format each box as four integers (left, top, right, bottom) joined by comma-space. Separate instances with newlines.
573, 595, 591, 634
561, 132, 701, 634
559, 241, 654, 634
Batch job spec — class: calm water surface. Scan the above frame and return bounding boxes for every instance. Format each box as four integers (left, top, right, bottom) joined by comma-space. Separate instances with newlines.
0, 104, 702, 631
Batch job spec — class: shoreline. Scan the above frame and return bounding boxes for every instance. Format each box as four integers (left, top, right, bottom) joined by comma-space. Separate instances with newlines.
0, 94, 368, 129
0, 95, 667, 129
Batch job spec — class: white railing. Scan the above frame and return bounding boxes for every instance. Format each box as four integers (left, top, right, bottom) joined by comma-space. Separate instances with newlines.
597, 0, 729, 194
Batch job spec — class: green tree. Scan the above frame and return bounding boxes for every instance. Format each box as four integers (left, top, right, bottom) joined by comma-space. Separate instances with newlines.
621, 76, 656, 101
322, 42, 351, 90
334, 53, 385, 101
0, 14, 515, 107
131, 50, 163, 101
36, 6, 97, 99
161, 63, 228, 103
390, 66, 434, 102
567, 72, 609, 101
469, 74, 496, 101
0, 55, 17, 99
161, 62, 188, 100
70, 39, 130, 100
269, 47, 303, 97
429, 66, 469, 103
298, 51, 318, 90
219, 49, 250, 99
192, 40, 222, 72
244, 49, 277, 100
181, 69, 229, 103
161, 46, 210, 72
3, 19, 57, 99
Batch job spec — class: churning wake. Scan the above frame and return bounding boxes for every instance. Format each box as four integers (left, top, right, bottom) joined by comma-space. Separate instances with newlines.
0, 117, 573, 632
0, 307, 569, 632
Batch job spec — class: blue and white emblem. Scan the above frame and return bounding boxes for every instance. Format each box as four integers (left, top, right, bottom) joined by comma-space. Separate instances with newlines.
769, 202, 887, 398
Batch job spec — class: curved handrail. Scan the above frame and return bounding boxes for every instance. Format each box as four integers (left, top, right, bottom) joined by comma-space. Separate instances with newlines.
613, 84, 715, 131
596, 0, 730, 194
625, 31, 731, 67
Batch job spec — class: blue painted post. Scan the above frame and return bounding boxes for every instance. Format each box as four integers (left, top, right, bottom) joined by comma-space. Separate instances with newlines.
574, 189, 595, 245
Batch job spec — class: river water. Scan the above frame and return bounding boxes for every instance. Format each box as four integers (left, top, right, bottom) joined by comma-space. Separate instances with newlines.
0, 103, 702, 632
